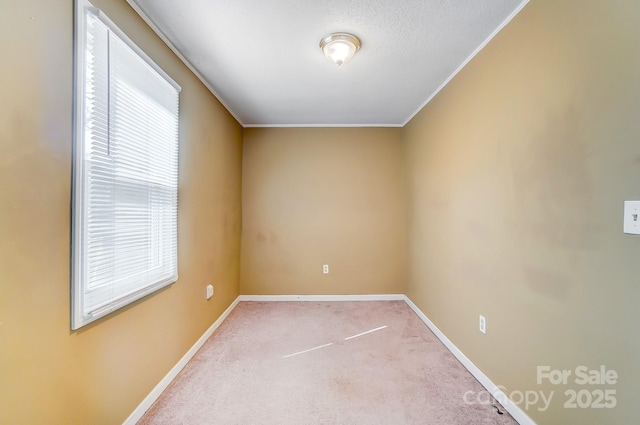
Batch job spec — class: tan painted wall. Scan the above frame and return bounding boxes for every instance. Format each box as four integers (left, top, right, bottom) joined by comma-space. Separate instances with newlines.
241, 128, 406, 295
404, 0, 640, 423
0, 1, 242, 424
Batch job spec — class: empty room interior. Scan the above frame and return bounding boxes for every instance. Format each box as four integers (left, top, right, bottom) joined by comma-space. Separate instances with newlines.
1, 0, 639, 424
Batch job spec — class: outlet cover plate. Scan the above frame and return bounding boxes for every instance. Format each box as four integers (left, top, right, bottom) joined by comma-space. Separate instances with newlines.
479, 315, 486, 334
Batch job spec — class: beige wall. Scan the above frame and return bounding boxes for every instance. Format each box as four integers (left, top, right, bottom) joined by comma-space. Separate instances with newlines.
404, 0, 640, 423
0, 1, 242, 424
241, 128, 406, 295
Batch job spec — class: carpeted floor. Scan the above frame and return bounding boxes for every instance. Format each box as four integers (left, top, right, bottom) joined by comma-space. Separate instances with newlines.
138, 301, 517, 424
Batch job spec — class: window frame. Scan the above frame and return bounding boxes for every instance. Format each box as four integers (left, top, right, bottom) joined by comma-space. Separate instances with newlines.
71, 0, 181, 330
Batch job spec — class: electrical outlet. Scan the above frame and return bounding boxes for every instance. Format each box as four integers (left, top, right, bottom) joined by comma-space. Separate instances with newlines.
479, 315, 486, 334
206, 284, 214, 300
323, 264, 329, 274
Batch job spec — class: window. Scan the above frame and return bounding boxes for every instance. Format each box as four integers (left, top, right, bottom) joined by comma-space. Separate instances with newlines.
71, 0, 180, 329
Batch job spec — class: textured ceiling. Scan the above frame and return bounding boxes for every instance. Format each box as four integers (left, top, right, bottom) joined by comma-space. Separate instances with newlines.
128, 0, 528, 127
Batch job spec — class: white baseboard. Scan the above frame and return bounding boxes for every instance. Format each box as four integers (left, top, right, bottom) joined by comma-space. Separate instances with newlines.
237, 294, 405, 302
402, 296, 536, 425
122, 296, 241, 425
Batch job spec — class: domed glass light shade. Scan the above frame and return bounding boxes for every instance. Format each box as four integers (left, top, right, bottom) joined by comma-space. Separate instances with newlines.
319, 32, 361, 66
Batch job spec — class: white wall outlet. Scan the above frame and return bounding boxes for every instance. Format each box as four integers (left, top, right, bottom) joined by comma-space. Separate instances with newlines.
206, 284, 214, 300
479, 315, 486, 334
322, 264, 329, 274
623, 201, 640, 235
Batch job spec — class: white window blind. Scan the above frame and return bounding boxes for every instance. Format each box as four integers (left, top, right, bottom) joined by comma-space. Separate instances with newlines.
72, 0, 180, 329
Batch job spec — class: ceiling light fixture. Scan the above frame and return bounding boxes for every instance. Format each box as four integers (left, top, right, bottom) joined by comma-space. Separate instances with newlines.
319, 32, 361, 66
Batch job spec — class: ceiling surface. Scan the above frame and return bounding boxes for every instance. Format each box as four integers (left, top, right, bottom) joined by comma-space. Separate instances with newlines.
129, 0, 528, 127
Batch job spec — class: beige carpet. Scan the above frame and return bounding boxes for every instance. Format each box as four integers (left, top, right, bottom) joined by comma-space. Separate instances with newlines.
138, 301, 517, 424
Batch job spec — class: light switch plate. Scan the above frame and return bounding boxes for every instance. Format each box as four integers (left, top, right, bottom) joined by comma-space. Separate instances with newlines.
623, 201, 640, 235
